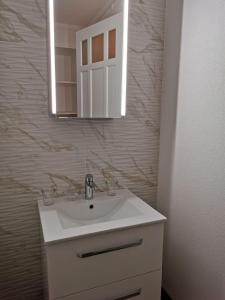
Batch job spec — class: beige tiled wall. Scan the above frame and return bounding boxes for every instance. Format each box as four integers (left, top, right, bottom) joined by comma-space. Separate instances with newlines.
0, 0, 165, 299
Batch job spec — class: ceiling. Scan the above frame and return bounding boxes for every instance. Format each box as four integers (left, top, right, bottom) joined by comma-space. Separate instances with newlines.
54, 0, 116, 26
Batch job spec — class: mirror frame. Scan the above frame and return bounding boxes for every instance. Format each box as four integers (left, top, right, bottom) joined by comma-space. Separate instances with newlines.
48, 0, 129, 119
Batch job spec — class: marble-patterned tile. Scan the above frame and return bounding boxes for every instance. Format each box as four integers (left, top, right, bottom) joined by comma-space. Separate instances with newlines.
0, 0, 165, 299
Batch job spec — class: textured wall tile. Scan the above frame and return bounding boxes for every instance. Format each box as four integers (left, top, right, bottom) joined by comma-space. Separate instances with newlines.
0, 0, 165, 299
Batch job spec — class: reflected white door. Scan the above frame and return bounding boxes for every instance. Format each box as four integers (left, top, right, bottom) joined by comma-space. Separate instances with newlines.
76, 13, 123, 118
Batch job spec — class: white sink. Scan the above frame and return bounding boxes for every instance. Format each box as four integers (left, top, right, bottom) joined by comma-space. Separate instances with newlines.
38, 189, 166, 244
56, 194, 141, 229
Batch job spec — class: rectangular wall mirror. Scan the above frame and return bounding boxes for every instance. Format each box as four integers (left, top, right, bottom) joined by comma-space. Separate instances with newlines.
48, 0, 129, 119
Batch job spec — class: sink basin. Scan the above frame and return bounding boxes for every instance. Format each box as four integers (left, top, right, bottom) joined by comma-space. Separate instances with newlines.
38, 189, 166, 244
56, 194, 141, 229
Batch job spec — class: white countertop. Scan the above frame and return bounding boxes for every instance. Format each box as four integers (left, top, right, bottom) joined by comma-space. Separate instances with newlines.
38, 189, 166, 245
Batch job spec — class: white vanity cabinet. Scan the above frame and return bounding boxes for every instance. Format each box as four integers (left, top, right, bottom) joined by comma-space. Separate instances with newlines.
43, 223, 164, 300
39, 190, 166, 300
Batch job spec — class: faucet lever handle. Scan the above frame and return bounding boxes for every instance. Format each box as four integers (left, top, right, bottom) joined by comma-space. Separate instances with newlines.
85, 174, 93, 185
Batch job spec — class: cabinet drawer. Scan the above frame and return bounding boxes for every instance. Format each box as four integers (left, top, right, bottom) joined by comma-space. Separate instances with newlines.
46, 223, 164, 299
60, 271, 162, 300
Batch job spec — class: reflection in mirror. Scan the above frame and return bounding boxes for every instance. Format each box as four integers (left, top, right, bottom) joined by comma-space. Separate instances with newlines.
48, 0, 129, 119
82, 40, 88, 66
109, 29, 116, 59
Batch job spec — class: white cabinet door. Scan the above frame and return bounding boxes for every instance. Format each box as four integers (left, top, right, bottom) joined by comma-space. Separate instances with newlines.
46, 224, 164, 299
60, 271, 162, 300
76, 13, 123, 118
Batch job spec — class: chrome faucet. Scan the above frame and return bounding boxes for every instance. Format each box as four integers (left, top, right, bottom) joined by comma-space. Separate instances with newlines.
85, 174, 95, 200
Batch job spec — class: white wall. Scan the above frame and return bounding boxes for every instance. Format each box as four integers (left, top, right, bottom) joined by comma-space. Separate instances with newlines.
158, 0, 225, 299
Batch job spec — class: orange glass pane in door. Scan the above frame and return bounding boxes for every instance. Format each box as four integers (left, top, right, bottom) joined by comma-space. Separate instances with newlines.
108, 29, 116, 59
92, 33, 104, 63
82, 40, 88, 65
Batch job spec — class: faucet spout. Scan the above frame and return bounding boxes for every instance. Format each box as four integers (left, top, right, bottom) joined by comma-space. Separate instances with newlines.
85, 174, 95, 200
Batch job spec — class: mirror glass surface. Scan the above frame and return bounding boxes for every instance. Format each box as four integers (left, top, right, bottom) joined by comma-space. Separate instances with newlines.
48, 0, 129, 118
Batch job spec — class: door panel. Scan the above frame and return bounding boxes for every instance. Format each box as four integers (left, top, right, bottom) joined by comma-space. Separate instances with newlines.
108, 65, 121, 117
92, 68, 105, 117
82, 40, 88, 66
92, 33, 104, 63
76, 13, 123, 118
108, 28, 116, 59
81, 71, 89, 117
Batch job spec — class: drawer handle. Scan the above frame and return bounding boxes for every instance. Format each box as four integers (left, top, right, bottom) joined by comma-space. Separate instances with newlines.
77, 239, 143, 258
113, 288, 142, 300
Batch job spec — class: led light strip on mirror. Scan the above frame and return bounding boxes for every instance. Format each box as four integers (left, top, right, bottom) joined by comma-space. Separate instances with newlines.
49, 0, 57, 115
121, 0, 129, 117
